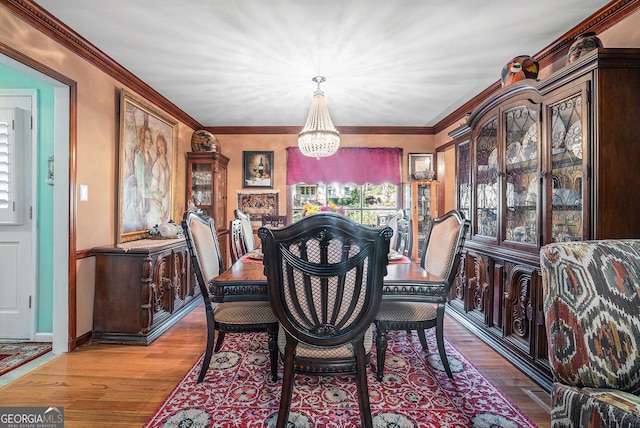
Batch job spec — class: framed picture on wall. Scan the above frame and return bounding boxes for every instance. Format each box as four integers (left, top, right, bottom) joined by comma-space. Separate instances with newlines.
408, 153, 434, 181
243, 151, 274, 188
116, 88, 178, 243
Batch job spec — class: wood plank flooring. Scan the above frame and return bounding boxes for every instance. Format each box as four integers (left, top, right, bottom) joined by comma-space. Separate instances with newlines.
0, 304, 551, 427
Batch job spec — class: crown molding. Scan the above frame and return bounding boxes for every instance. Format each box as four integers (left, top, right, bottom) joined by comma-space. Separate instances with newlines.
206, 126, 434, 135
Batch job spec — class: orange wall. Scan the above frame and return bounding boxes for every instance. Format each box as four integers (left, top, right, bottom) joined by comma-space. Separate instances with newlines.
217, 133, 434, 221
0, 6, 196, 336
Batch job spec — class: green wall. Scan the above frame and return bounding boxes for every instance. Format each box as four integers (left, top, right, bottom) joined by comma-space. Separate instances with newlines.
0, 62, 55, 333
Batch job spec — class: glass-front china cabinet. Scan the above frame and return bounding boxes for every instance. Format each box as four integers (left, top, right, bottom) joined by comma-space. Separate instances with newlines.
186, 151, 229, 263
403, 181, 438, 260
448, 49, 640, 392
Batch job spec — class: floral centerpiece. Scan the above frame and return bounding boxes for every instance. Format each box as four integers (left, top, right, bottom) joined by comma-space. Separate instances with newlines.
302, 201, 345, 216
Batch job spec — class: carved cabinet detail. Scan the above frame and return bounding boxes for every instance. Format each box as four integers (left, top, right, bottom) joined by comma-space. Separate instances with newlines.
92, 239, 199, 345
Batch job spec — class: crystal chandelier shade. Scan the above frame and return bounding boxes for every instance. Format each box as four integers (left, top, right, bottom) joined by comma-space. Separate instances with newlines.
298, 76, 340, 159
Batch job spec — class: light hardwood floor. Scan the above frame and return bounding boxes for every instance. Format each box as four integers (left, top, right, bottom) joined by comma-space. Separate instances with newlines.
0, 304, 551, 427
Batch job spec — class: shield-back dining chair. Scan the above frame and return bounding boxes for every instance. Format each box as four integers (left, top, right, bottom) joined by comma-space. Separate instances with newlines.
182, 211, 278, 383
374, 210, 469, 380
229, 218, 247, 264
395, 217, 413, 258
234, 209, 256, 252
385, 209, 404, 251
259, 213, 392, 428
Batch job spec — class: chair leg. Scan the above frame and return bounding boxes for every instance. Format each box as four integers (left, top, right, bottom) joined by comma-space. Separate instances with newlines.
213, 331, 225, 352
198, 306, 216, 383
374, 320, 389, 381
354, 337, 373, 428
417, 329, 428, 349
267, 324, 278, 382
436, 305, 453, 379
276, 339, 296, 428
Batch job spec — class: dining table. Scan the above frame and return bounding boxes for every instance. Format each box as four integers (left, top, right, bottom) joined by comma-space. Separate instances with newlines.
210, 253, 448, 303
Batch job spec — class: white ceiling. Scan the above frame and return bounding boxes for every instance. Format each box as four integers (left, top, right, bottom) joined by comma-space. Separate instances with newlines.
37, 0, 610, 128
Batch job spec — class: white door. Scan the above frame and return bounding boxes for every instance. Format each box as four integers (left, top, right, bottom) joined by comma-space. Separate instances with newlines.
0, 92, 36, 340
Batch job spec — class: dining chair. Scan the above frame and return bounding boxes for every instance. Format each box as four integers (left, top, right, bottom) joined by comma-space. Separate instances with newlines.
182, 211, 278, 383
261, 214, 287, 228
229, 218, 247, 264
385, 209, 404, 250
234, 209, 256, 252
374, 209, 469, 380
395, 217, 412, 258
259, 213, 392, 428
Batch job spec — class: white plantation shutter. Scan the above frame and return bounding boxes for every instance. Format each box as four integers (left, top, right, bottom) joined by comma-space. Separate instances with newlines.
0, 108, 23, 224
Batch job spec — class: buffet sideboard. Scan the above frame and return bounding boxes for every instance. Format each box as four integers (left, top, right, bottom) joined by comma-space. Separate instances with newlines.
92, 238, 199, 345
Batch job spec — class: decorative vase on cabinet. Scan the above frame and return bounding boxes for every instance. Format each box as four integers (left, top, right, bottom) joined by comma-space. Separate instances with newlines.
403, 180, 438, 260
566, 32, 603, 64
186, 151, 229, 263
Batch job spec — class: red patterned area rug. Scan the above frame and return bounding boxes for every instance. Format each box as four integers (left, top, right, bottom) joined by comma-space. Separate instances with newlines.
0, 342, 52, 376
144, 330, 536, 427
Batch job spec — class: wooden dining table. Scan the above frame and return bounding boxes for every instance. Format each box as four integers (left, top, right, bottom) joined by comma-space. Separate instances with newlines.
210, 256, 448, 303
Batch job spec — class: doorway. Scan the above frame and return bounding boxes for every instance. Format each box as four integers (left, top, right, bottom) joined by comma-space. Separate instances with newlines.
0, 52, 72, 355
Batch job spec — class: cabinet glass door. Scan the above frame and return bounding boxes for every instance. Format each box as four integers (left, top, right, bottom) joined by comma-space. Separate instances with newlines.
549, 92, 584, 243
474, 117, 498, 239
457, 140, 471, 223
216, 162, 227, 233
191, 163, 212, 216
504, 105, 539, 246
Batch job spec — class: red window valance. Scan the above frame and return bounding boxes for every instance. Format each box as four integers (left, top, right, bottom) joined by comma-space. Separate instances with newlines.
286, 147, 401, 185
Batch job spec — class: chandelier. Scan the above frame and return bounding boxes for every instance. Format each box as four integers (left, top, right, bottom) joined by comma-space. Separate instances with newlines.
298, 76, 340, 159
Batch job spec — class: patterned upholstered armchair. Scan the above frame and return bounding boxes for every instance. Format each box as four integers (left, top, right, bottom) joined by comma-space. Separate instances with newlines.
540, 240, 640, 427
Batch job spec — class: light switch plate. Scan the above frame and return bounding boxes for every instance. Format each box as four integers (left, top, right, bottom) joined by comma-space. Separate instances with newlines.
80, 184, 88, 201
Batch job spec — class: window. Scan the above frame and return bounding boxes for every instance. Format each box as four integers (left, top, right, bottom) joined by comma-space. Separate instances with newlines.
291, 182, 399, 226
0, 108, 24, 225
287, 147, 402, 225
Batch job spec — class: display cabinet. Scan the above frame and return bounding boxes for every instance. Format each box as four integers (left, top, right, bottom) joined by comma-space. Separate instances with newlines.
186, 152, 229, 263
403, 180, 438, 260
448, 49, 640, 392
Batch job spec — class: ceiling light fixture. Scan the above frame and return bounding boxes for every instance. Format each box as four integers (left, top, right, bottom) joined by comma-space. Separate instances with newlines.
298, 76, 340, 159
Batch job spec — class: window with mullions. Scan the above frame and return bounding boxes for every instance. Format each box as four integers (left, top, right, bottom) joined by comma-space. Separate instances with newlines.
291, 182, 399, 226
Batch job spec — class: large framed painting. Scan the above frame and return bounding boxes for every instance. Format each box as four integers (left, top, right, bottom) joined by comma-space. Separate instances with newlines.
243, 151, 273, 188
117, 89, 178, 243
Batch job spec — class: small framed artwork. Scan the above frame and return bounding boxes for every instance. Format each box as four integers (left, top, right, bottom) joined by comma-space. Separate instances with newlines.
117, 88, 178, 243
243, 151, 274, 188
407, 153, 434, 181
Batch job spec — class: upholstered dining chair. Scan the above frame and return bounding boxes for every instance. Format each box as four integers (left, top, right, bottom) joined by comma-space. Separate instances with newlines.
385, 209, 404, 250
261, 214, 287, 228
395, 217, 412, 258
374, 210, 469, 380
234, 209, 256, 252
259, 213, 392, 428
229, 219, 247, 264
182, 211, 278, 383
